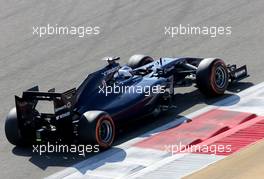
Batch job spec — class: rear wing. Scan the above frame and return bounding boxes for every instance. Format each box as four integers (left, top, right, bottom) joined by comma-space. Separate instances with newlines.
15, 86, 77, 124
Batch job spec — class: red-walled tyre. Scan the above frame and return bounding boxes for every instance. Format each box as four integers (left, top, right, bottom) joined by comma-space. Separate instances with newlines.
78, 111, 115, 148
196, 58, 229, 96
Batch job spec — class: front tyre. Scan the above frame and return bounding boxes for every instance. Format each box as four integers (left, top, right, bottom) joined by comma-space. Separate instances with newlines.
128, 54, 154, 69
196, 58, 229, 96
5, 108, 26, 146
78, 111, 115, 148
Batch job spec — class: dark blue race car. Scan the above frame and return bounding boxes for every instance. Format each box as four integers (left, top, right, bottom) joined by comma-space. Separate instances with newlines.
5, 55, 248, 148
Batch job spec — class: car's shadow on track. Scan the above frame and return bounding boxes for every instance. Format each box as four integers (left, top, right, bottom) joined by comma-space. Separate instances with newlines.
12, 146, 127, 171
12, 146, 86, 170
11, 81, 254, 172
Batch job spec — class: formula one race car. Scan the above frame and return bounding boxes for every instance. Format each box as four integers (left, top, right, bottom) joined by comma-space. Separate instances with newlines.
5, 55, 248, 148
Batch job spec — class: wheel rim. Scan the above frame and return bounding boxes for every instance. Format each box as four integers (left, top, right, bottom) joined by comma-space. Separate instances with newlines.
99, 120, 113, 143
215, 65, 227, 89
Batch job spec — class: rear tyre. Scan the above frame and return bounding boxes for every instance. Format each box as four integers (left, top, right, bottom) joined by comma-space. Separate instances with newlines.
196, 58, 229, 96
78, 111, 115, 148
128, 54, 154, 69
5, 108, 26, 146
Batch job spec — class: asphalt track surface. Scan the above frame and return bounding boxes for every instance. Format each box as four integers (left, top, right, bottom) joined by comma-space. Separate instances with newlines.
0, 0, 264, 178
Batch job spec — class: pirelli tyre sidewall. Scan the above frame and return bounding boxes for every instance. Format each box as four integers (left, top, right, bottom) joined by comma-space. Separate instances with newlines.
78, 111, 115, 148
128, 54, 154, 69
196, 58, 229, 96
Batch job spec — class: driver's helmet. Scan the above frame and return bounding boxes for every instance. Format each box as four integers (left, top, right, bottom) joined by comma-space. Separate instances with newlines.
114, 65, 133, 80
